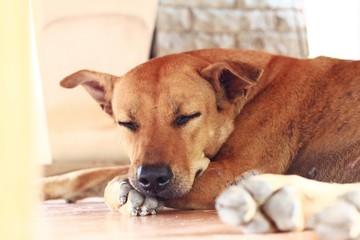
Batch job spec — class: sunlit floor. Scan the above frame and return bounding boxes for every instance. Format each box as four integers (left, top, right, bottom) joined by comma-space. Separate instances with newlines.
37, 198, 320, 240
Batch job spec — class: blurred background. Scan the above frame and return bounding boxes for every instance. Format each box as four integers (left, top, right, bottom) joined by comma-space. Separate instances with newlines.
1, 0, 359, 239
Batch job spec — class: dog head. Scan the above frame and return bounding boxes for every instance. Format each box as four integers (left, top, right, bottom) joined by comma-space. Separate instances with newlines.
61, 51, 263, 199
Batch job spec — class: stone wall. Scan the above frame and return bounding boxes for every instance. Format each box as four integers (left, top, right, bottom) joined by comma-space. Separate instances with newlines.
153, 0, 308, 58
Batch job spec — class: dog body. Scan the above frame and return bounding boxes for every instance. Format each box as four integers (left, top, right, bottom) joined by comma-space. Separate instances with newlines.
40, 49, 360, 238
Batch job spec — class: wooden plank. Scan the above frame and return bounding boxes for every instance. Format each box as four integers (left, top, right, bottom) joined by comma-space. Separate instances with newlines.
38, 198, 320, 240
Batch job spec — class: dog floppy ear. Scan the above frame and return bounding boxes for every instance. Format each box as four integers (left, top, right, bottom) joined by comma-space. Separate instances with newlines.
200, 61, 263, 104
60, 70, 116, 116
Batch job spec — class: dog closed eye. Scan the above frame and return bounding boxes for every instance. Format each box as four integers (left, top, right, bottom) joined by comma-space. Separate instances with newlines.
174, 112, 201, 127
118, 121, 139, 132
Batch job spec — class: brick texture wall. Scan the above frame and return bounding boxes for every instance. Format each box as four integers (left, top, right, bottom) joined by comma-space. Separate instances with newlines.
153, 0, 308, 58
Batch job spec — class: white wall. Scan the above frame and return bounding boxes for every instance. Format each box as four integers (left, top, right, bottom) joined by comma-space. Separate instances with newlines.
304, 0, 360, 59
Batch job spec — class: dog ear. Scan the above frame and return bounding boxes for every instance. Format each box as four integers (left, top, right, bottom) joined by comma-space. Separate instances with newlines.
60, 70, 116, 116
200, 61, 263, 104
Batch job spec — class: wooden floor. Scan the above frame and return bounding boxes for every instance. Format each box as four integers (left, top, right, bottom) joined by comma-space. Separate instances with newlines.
38, 198, 320, 240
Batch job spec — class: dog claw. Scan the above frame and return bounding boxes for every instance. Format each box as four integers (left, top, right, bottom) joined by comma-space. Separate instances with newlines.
139, 208, 149, 216
130, 208, 139, 216
119, 196, 127, 205
139, 207, 158, 216
118, 179, 133, 206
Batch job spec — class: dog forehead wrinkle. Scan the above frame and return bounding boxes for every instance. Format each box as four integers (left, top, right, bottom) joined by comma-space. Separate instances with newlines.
113, 78, 164, 120
171, 101, 199, 115
171, 102, 180, 115
112, 94, 139, 121
163, 78, 216, 112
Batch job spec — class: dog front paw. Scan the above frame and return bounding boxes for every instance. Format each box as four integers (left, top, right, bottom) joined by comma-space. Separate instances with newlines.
216, 174, 308, 234
216, 174, 360, 240
104, 177, 164, 216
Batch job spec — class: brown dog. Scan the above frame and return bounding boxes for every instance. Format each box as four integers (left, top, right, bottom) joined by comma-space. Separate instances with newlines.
40, 49, 360, 239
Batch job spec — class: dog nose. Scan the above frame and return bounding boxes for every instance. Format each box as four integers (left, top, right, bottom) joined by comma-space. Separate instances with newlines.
137, 164, 173, 194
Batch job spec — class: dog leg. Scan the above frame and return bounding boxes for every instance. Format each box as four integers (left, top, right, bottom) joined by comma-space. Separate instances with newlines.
216, 174, 360, 239
37, 166, 129, 203
104, 177, 164, 216
38, 165, 165, 216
